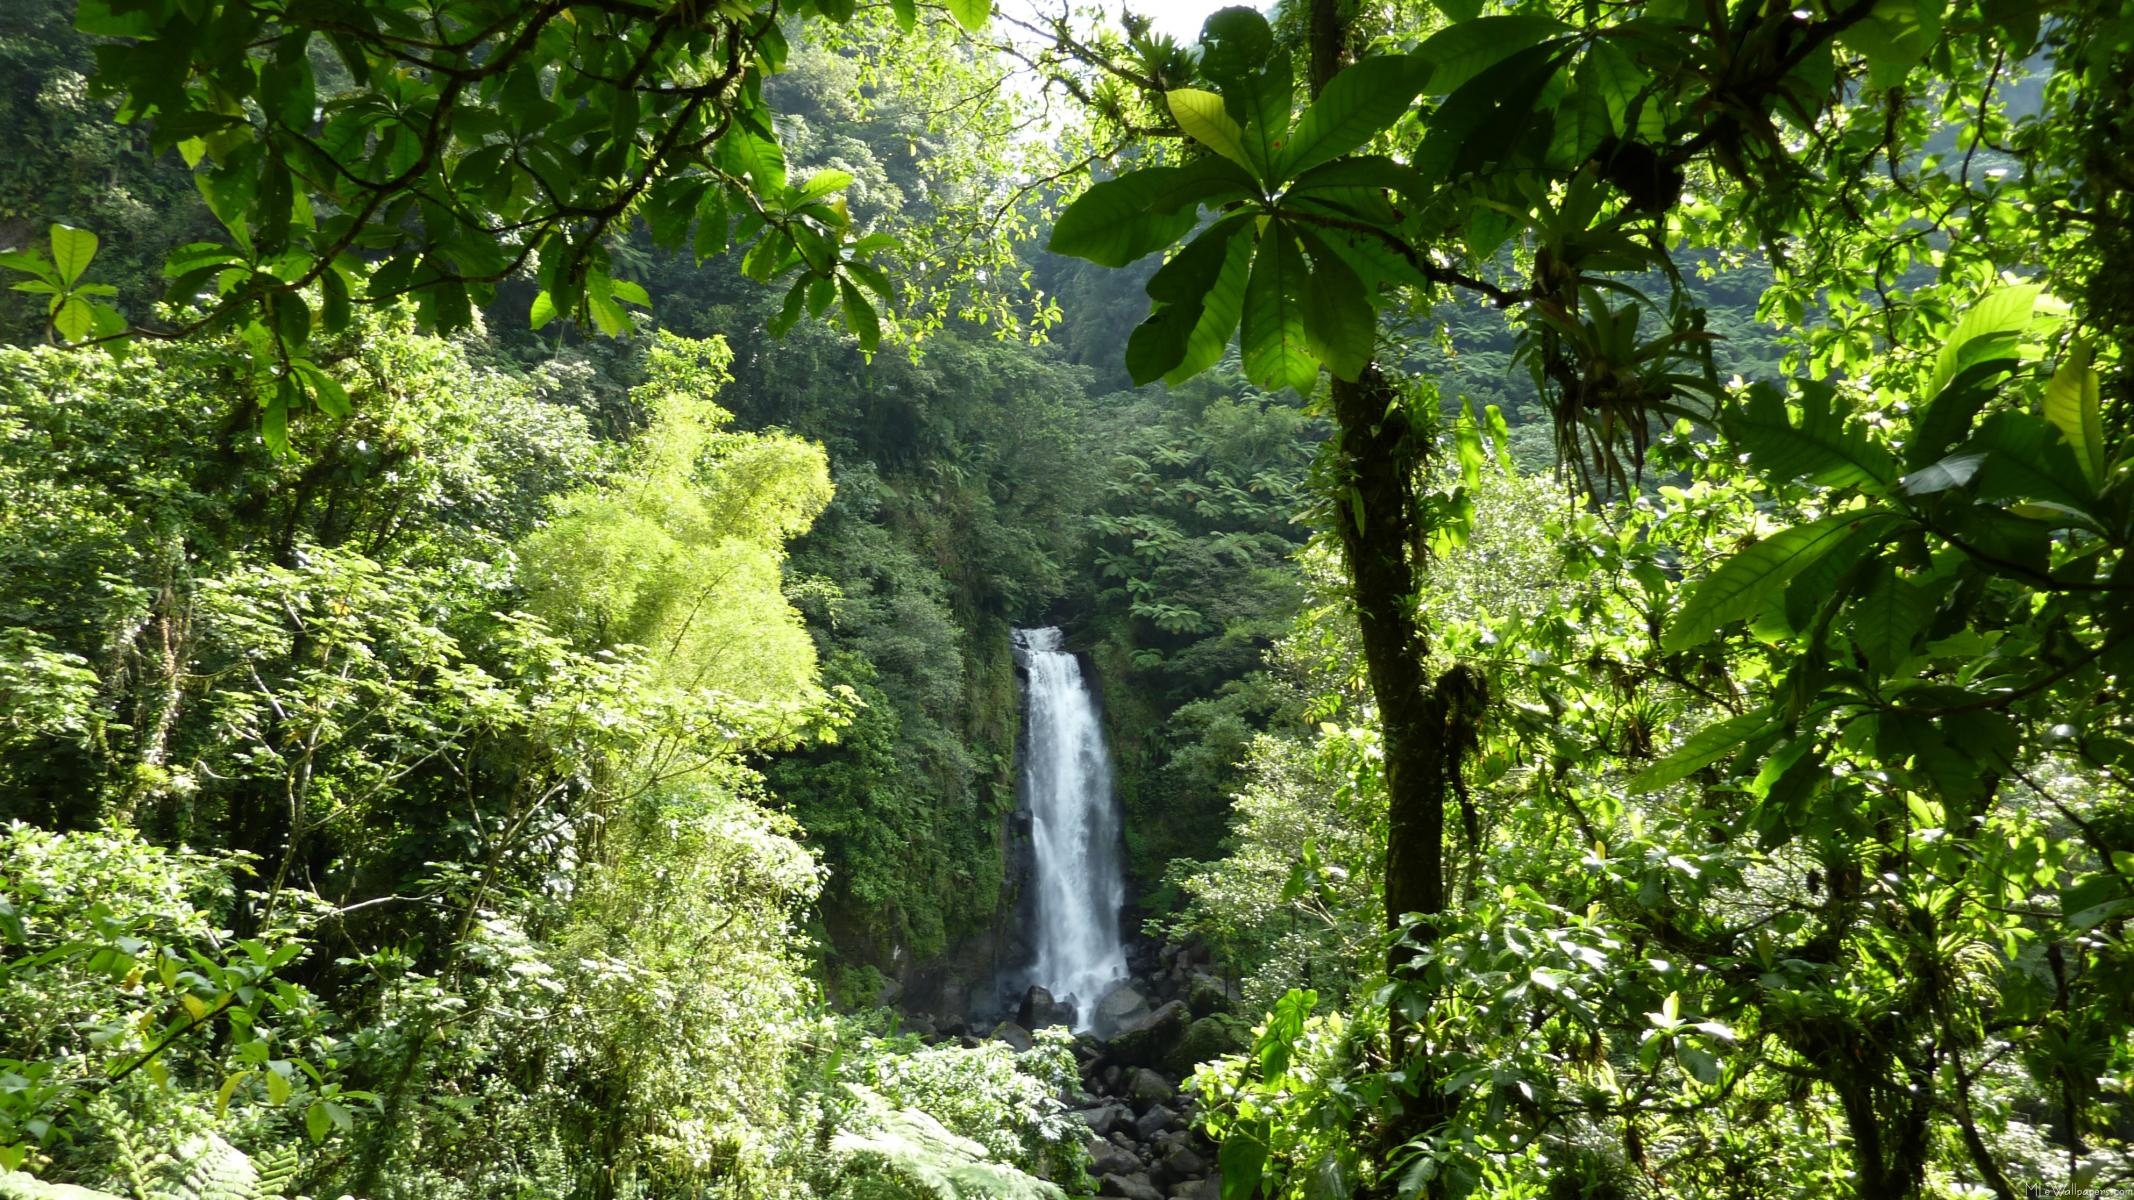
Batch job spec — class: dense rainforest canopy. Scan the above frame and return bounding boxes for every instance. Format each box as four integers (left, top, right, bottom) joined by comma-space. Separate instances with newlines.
0, 0, 2129, 1198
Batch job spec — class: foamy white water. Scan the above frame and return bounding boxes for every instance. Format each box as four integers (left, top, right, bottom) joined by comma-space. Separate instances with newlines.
1013, 627, 1128, 1030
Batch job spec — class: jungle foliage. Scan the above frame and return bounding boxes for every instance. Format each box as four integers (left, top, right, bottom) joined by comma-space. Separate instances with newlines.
1, 0, 2131, 1197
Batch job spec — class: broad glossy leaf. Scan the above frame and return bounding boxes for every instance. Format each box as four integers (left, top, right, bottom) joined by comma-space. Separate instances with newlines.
1580, 37, 1644, 134
943, 0, 991, 32
1414, 15, 1571, 96
49, 224, 97, 288
839, 279, 881, 352
1277, 54, 1431, 181
794, 169, 856, 202
1285, 155, 1431, 203
1412, 42, 1567, 181
1970, 411, 2100, 526
1166, 225, 1255, 385
1907, 355, 2018, 468
1049, 168, 1200, 267
1198, 7, 1274, 86
1168, 89, 1253, 171
1878, 712, 1988, 804
1723, 380, 1894, 488
1850, 562, 1935, 673
1297, 231, 1373, 381
1838, 0, 1942, 89
1127, 218, 1253, 386
1929, 284, 2043, 399
1628, 712, 1771, 793
1664, 510, 1899, 651
2043, 339, 2105, 487
1241, 225, 1318, 395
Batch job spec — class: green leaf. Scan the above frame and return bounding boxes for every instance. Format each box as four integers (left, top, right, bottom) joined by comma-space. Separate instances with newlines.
1907, 355, 2018, 468
530, 289, 558, 330
305, 1100, 331, 1143
1127, 218, 1252, 386
1198, 7, 1274, 86
1277, 55, 1430, 180
1219, 1118, 1268, 1200
1168, 89, 1253, 171
49, 224, 98, 288
1166, 222, 1256, 386
1628, 712, 1771, 793
1664, 510, 1899, 651
840, 279, 881, 353
294, 361, 353, 419
2043, 338, 2105, 488
1414, 15, 1570, 96
1579, 38, 1645, 134
1285, 155, 1432, 203
1049, 168, 1200, 268
1838, 0, 1942, 89
795, 169, 856, 202
1970, 411, 2099, 525
1879, 712, 1988, 804
943, 0, 990, 31
1241, 224, 1318, 395
1412, 41, 1567, 180
1723, 380, 1894, 488
53, 296, 94, 342
1297, 231, 1373, 381
1850, 562, 1934, 674
1929, 284, 2043, 399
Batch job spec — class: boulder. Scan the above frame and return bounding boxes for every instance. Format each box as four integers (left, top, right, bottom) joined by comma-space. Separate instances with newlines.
989, 1020, 1035, 1052
1087, 1136, 1140, 1177
1185, 972, 1240, 1018
1076, 1100, 1134, 1139
1135, 1104, 1178, 1140
1096, 983, 1150, 1030
1124, 1067, 1176, 1113
1100, 1174, 1166, 1200
1168, 1013, 1250, 1076
1018, 984, 1072, 1029
1170, 1176, 1221, 1200
1108, 999, 1189, 1068
1158, 1143, 1207, 1182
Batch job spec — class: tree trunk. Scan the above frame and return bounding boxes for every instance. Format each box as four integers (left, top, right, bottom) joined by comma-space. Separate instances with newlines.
1324, 367, 1445, 960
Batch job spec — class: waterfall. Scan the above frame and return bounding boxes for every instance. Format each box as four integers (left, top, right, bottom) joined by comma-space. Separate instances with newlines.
1013, 627, 1128, 1030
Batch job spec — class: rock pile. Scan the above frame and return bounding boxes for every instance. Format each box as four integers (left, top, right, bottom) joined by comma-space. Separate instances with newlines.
1022, 941, 1250, 1200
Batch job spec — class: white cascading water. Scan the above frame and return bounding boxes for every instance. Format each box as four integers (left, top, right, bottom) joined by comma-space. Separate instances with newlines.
1013, 627, 1128, 1030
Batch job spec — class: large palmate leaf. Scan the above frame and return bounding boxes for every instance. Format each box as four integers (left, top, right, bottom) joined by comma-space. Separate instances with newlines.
1241, 224, 1319, 394
1664, 509, 1899, 651
1169, 89, 1255, 171
1723, 380, 1895, 488
1276, 54, 1433, 180
1048, 168, 1200, 267
1296, 230, 1374, 381
1126, 217, 1255, 385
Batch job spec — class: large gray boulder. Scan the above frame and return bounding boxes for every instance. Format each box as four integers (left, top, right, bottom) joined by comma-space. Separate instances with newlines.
1018, 984, 1072, 1029
1124, 1066, 1176, 1112
1087, 1136, 1140, 1176
988, 1020, 1035, 1052
1096, 982, 1150, 1030
1108, 999, 1189, 1067
1134, 1103, 1179, 1140
1099, 1173, 1166, 1200
1076, 1100, 1135, 1138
